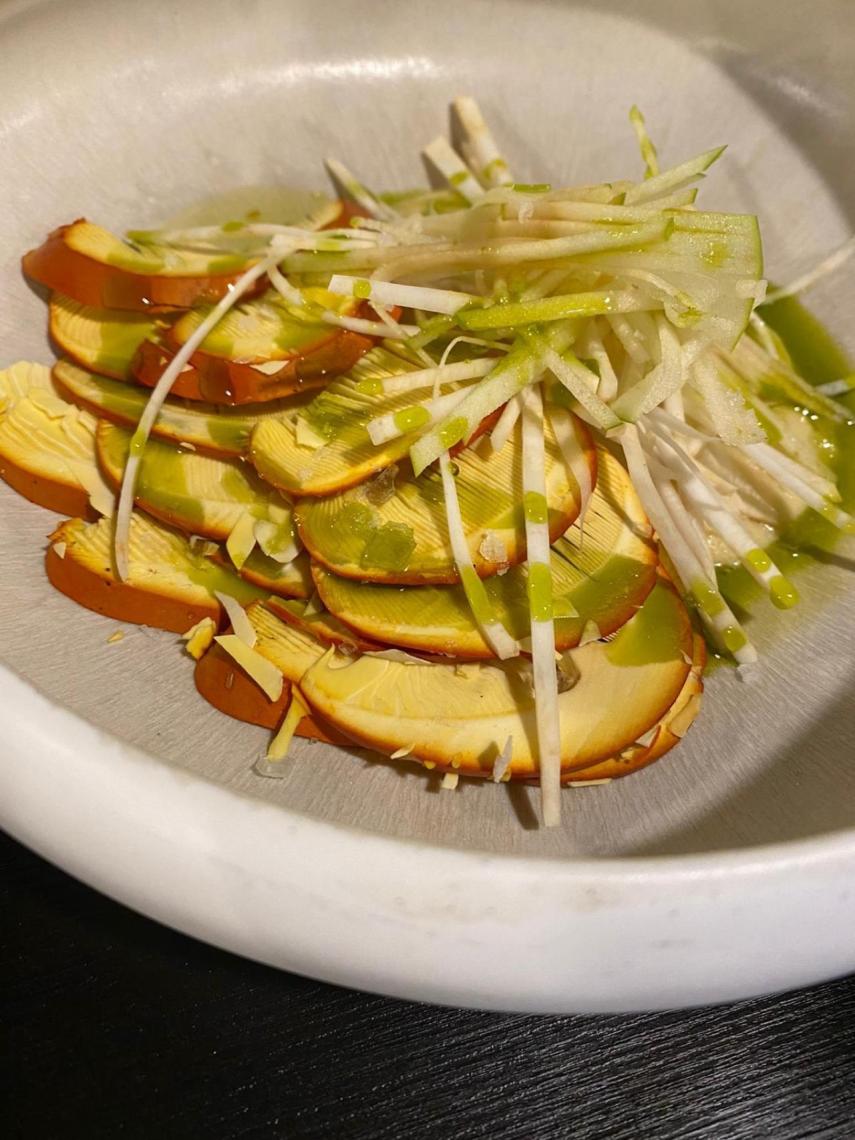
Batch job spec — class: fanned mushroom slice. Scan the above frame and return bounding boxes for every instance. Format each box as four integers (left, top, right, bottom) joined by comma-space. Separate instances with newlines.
133, 325, 371, 405
265, 595, 383, 654
297, 414, 594, 584
194, 639, 292, 729
193, 638, 346, 742
0, 361, 113, 516
23, 220, 263, 311
249, 345, 433, 496
562, 631, 705, 784
53, 360, 299, 458
135, 288, 374, 406
49, 295, 167, 380
95, 420, 298, 551
47, 511, 266, 633
313, 446, 656, 656
246, 582, 694, 780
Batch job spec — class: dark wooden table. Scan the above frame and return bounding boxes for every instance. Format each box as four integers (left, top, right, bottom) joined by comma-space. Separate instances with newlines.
4, 830, 855, 1140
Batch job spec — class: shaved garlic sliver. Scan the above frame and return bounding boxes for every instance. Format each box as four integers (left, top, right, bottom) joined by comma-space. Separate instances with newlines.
262, 689, 312, 767
215, 635, 284, 702
328, 275, 474, 315
181, 616, 217, 661
114, 246, 281, 580
520, 384, 562, 828
438, 451, 519, 659
254, 520, 300, 565
423, 136, 485, 204
214, 592, 257, 648
226, 512, 258, 570
451, 96, 513, 188
492, 736, 514, 782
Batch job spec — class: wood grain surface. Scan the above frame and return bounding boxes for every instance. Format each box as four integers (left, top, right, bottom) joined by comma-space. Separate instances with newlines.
4, 830, 855, 1140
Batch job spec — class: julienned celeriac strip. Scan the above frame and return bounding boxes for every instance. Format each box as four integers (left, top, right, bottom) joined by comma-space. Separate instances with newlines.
14, 96, 853, 830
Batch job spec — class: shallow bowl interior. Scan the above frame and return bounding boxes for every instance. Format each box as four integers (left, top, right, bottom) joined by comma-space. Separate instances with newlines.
1, 0, 854, 869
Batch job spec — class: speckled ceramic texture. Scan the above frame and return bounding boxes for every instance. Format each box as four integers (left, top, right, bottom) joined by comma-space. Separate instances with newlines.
1, 0, 853, 1012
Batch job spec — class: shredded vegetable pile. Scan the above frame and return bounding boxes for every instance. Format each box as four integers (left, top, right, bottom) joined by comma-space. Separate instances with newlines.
5, 97, 854, 827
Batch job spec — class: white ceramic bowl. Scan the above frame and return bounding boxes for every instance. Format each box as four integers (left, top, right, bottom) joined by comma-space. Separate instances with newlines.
1, 0, 854, 1013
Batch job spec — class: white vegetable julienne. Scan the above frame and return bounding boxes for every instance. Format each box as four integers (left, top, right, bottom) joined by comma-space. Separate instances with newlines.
423, 136, 485, 204
765, 234, 855, 304
267, 264, 418, 339
490, 393, 523, 452
629, 104, 660, 179
611, 315, 686, 421
411, 322, 575, 475
742, 442, 855, 531
649, 465, 717, 582
690, 354, 764, 444
438, 451, 519, 660
324, 157, 398, 221
367, 389, 469, 445
327, 275, 475, 315
113, 244, 285, 579
451, 96, 514, 188
520, 384, 562, 828
544, 348, 620, 432
646, 429, 798, 605
618, 424, 757, 663
624, 145, 726, 205
380, 358, 493, 396
547, 406, 593, 522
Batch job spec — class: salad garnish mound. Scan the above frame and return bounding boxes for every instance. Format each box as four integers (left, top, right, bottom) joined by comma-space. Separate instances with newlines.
5, 97, 853, 827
